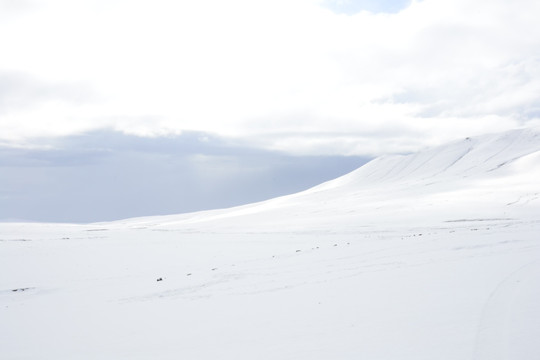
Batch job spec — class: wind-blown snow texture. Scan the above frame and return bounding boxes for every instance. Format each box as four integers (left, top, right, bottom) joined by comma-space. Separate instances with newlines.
1, 128, 539, 359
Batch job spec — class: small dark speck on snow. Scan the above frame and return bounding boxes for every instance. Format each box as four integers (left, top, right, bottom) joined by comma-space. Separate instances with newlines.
12, 287, 34, 292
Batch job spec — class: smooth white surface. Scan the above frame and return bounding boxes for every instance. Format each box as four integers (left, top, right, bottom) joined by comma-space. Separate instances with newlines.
1, 128, 539, 359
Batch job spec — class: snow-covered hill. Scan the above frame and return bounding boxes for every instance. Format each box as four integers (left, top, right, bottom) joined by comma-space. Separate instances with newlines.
1, 128, 539, 360
112, 127, 540, 231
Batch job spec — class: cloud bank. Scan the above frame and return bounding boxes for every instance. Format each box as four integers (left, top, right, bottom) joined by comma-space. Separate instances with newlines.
1, 0, 539, 155
0, 130, 368, 222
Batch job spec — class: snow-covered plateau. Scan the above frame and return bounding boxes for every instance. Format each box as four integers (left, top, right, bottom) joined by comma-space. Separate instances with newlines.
1, 128, 539, 359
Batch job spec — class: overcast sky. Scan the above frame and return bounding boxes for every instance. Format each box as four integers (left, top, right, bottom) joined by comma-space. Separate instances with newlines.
1, 0, 540, 222
0, 131, 369, 222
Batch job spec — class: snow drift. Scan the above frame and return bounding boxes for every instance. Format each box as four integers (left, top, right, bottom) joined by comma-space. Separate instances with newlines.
1, 127, 539, 360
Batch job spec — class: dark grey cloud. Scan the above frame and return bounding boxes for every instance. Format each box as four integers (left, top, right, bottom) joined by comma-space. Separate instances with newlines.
0, 130, 371, 223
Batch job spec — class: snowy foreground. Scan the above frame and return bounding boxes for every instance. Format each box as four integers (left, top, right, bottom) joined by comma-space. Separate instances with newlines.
1, 128, 540, 360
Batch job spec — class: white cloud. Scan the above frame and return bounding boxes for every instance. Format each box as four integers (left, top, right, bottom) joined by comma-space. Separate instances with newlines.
1, 0, 539, 155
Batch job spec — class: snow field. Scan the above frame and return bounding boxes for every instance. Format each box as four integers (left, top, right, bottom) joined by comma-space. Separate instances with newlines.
1, 127, 540, 359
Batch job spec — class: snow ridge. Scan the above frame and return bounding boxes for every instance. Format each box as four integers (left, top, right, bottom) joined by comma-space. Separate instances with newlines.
311, 127, 540, 191
110, 127, 540, 231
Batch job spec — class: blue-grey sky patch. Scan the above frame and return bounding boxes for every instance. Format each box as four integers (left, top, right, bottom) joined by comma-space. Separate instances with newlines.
320, 0, 412, 14
0, 130, 370, 223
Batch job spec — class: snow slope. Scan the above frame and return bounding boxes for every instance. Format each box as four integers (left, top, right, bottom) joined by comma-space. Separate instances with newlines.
112, 127, 540, 230
1, 128, 539, 359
